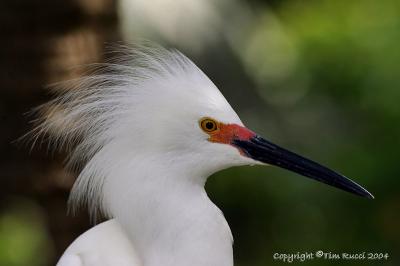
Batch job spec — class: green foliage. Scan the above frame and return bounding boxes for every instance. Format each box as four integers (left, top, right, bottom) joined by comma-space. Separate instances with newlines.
0, 199, 53, 266
207, 0, 400, 265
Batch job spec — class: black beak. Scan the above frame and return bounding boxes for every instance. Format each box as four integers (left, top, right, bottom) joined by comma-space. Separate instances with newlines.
233, 135, 373, 199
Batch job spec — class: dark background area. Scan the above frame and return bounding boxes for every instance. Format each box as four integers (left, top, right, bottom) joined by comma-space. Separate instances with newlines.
1, 0, 399, 265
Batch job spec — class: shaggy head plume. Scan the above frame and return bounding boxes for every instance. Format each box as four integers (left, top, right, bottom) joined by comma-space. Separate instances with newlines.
27, 44, 239, 220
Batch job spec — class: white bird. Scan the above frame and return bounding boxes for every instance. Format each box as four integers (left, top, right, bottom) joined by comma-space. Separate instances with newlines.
30, 44, 373, 266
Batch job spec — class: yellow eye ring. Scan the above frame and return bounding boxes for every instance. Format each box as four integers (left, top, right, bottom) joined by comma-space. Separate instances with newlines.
199, 117, 219, 133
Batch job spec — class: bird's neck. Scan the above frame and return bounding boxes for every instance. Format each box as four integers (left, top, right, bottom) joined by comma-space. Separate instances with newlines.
103, 155, 233, 266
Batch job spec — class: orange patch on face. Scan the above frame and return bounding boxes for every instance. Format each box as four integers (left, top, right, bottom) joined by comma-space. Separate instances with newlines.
208, 123, 255, 144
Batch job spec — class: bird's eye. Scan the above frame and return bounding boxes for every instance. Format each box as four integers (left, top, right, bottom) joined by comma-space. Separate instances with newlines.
199, 117, 218, 133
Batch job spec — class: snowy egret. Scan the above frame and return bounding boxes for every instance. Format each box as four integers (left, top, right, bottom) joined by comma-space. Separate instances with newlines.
30, 45, 373, 266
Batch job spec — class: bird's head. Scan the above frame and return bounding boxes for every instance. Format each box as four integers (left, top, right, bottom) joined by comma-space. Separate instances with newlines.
29, 44, 372, 218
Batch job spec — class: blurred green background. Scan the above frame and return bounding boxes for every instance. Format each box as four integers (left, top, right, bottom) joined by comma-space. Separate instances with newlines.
1, 0, 399, 265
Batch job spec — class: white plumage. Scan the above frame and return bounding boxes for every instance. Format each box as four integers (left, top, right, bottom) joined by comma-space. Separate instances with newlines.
33, 44, 250, 266
30, 43, 372, 266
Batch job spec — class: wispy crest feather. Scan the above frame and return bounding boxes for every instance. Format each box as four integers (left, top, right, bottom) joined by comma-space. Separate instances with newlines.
27, 44, 210, 220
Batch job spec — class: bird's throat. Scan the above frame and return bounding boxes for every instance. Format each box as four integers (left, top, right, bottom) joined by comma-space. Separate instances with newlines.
104, 167, 233, 266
